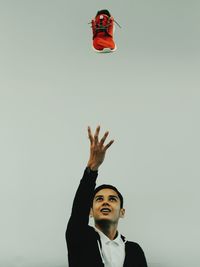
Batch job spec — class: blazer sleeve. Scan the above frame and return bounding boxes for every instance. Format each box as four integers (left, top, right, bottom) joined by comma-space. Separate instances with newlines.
66, 167, 98, 241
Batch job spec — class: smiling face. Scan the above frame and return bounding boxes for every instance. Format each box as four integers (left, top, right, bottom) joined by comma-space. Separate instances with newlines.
91, 188, 125, 225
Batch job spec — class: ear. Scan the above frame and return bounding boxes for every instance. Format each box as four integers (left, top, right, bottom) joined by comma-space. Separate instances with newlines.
120, 208, 125, 218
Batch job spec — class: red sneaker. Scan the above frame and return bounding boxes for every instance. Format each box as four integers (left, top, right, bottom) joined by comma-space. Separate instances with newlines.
91, 9, 117, 53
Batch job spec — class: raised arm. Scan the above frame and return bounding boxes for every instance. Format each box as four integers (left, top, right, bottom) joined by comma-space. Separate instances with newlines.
66, 126, 114, 230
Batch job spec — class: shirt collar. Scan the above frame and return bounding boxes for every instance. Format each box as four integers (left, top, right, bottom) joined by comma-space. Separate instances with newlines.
94, 227, 123, 246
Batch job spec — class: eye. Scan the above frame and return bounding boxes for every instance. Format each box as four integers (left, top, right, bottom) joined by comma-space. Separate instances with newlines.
109, 197, 117, 202
96, 196, 103, 201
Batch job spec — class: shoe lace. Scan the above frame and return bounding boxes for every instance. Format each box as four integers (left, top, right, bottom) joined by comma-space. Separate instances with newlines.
114, 19, 121, 28
88, 19, 121, 29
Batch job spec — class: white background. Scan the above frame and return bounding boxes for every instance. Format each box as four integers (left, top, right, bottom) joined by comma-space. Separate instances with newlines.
0, 1, 200, 266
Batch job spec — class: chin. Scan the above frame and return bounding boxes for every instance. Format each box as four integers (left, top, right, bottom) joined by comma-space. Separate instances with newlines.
95, 218, 113, 225
98, 215, 112, 220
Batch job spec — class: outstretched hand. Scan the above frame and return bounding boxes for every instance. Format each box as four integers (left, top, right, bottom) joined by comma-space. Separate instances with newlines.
87, 125, 114, 171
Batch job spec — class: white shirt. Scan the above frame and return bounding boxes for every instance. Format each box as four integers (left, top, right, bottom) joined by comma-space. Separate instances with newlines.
94, 227, 125, 267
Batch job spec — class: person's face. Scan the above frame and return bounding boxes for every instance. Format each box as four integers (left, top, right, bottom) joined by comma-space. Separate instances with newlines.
90, 188, 125, 224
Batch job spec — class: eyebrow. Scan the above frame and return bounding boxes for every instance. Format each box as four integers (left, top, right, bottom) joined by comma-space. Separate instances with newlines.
95, 195, 119, 200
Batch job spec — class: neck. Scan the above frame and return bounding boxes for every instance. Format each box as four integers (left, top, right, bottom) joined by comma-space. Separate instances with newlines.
95, 221, 118, 240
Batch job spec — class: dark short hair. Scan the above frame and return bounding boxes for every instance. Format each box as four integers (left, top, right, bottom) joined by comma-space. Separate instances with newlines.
92, 184, 124, 208
96, 9, 111, 18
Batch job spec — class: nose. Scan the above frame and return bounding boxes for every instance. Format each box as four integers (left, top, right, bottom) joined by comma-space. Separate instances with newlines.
102, 201, 110, 207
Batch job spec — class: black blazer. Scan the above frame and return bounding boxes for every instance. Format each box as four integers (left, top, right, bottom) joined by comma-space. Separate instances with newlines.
66, 167, 148, 267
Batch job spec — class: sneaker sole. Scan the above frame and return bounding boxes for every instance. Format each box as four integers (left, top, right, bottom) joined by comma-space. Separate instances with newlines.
92, 45, 117, 53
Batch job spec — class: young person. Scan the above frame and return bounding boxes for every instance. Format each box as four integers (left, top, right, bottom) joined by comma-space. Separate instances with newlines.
66, 126, 148, 267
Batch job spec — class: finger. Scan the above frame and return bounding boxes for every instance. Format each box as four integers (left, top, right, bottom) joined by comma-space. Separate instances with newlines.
99, 131, 109, 146
94, 125, 100, 144
104, 140, 114, 151
88, 126, 93, 144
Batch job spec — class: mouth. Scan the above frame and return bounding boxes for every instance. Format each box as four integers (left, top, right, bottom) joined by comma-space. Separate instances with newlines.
100, 208, 111, 214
